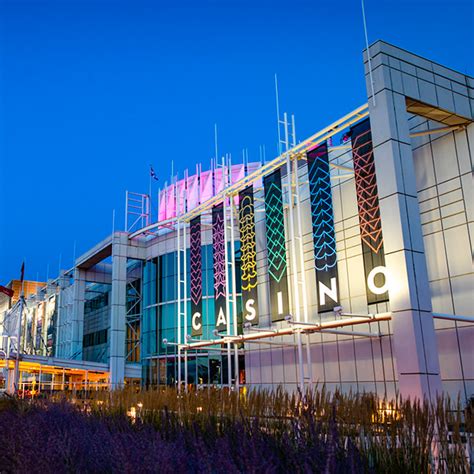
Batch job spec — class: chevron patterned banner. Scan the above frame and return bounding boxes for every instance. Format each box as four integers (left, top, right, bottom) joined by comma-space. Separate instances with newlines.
239, 186, 259, 325
212, 203, 227, 331
190, 216, 203, 336
307, 142, 340, 312
264, 169, 289, 321
351, 118, 388, 304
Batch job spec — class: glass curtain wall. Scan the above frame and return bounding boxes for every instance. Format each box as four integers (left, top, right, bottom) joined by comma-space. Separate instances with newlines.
141, 243, 242, 388
83, 282, 111, 363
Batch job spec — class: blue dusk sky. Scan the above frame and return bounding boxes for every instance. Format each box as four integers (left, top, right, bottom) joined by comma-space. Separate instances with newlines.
0, 0, 472, 283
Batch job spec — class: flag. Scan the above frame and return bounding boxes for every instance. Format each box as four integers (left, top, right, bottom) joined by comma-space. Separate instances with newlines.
0, 285, 14, 298
150, 165, 159, 181
340, 132, 351, 144
20, 262, 25, 282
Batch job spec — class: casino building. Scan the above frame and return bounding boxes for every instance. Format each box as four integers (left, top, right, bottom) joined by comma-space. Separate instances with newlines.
2, 41, 473, 401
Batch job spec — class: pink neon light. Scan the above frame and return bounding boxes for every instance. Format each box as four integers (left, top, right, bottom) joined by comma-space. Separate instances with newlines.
177, 179, 187, 215
200, 170, 213, 203
247, 162, 263, 188
190, 218, 202, 306
165, 184, 176, 219
212, 207, 226, 299
187, 174, 199, 209
214, 167, 225, 194
158, 189, 167, 221
231, 164, 245, 205
156, 163, 262, 221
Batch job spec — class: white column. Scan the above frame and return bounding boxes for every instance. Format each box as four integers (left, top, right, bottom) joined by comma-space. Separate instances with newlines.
55, 271, 69, 357
71, 268, 85, 359
366, 47, 442, 400
110, 233, 128, 389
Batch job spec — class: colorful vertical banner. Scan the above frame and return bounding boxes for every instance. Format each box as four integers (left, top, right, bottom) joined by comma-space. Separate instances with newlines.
190, 216, 203, 336
239, 186, 258, 324
307, 142, 339, 312
264, 169, 289, 321
212, 203, 227, 331
350, 118, 389, 304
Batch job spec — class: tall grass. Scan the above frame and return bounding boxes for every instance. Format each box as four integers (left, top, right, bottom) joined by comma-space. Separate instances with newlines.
1, 387, 471, 473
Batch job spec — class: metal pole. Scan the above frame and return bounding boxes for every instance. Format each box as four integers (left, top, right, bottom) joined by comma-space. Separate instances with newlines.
228, 157, 239, 391
183, 219, 188, 393
292, 114, 313, 390
222, 156, 232, 388
283, 112, 305, 393
125, 191, 129, 232
361, 0, 376, 107
214, 124, 219, 164
176, 181, 182, 393
55, 276, 62, 356
14, 291, 25, 393
274, 74, 282, 156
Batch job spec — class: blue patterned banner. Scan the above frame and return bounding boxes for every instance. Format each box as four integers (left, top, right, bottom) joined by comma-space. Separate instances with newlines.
307, 142, 339, 312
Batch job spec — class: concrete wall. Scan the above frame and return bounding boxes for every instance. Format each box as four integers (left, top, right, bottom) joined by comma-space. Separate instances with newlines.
245, 41, 473, 401
411, 119, 473, 400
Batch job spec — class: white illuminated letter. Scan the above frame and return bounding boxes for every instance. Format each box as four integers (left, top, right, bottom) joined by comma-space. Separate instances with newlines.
367, 266, 390, 295
216, 307, 227, 326
319, 278, 338, 306
192, 312, 202, 331
277, 291, 284, 315
244, 299, 256, 321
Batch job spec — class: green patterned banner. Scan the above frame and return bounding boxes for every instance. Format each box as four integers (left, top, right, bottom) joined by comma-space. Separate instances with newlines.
264, 169, 289, 321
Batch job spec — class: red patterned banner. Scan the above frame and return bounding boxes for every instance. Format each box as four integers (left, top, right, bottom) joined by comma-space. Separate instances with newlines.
351, 118, 388, 304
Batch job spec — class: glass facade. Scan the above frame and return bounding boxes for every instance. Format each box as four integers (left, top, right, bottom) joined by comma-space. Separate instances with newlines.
83, 282, 111, 363
141, 243, 243, 387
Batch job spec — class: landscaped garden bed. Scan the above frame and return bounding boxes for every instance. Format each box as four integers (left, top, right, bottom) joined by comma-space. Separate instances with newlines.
0, 388, 471, 473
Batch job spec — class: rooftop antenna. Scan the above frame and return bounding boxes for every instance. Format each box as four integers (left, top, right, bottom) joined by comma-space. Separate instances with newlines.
274, 74, 283, 156
361, 0, 376, 106
72, 240, 77, 267
112, 209, 116, 235
214, 123, 219, 163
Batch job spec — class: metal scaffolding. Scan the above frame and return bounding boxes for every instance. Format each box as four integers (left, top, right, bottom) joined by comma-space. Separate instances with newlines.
125, 191, 150, 234
132, 104, 371, 391
128, 103, 370, 239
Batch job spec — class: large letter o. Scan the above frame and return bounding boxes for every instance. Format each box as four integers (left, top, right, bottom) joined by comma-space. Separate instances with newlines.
367, 266, 391, 295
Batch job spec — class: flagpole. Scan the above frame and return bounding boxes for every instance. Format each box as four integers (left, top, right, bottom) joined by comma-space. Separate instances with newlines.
149, 166, 152, 223
14, 262, 25, 393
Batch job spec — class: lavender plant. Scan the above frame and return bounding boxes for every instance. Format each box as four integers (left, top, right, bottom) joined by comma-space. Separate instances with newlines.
0, 387, 470, 473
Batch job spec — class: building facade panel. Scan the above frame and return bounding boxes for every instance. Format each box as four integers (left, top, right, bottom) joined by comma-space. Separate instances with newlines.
4, 41, 471, 402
